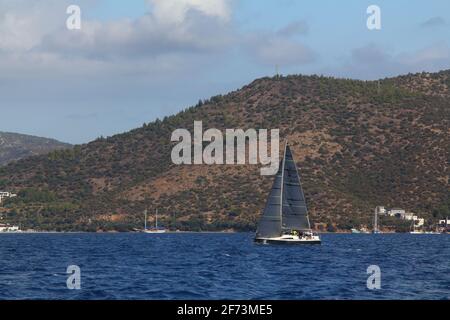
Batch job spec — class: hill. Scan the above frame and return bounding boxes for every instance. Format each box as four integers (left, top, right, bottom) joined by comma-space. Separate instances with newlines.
0, 132, 71, 166
0, 71, 449, 232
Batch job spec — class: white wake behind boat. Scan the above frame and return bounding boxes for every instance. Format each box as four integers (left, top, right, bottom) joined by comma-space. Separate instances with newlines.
254, 142, 321, 245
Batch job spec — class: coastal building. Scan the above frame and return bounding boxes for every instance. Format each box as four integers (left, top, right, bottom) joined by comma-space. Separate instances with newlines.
375, 206, 426, 227
387, 208, 406, 217
438, 218, 450, 232
0, 191, 17, 204
414, 218, 425, 227
383, 208, 419, 221
375, 206, 386, 216
0, 223, 20, 232
402, 213, 416, 221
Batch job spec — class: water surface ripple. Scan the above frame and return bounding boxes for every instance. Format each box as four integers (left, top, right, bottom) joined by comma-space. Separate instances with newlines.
0, 233, 449, 300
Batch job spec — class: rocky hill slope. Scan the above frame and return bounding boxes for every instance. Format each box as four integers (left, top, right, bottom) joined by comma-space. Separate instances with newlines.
0, 71, 449, 231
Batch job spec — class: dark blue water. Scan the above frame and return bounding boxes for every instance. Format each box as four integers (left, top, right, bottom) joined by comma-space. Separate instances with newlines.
0, 233, 449, 300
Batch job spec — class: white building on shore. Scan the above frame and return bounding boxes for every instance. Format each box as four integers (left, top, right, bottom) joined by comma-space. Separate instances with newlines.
375, 206, 387, 216
438, 219, 450, 232
376, 206, 424, 225
0, 223, 20, 232
0, 191, 17, 204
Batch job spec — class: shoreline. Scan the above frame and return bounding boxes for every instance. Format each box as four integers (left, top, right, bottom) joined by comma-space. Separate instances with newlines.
0, 230, 444, 235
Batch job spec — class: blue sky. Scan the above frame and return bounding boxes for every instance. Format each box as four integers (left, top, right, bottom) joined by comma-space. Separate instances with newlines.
0, 0, 449, 144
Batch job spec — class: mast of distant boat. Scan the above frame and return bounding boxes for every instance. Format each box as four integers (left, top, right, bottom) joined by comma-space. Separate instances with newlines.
155, 209, 158, 229
373, 207, 378, 233
144, 209, 148, 231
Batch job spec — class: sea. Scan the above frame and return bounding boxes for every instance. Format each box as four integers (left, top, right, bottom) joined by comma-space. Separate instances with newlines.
0, 233, 449, 300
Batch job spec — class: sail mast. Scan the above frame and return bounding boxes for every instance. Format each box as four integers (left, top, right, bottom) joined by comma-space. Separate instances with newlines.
374, 207, 378, 233
292, 146, 311, 230
144, 209, 147, 230
279, 141, 288, 228
155, 209, 158, 229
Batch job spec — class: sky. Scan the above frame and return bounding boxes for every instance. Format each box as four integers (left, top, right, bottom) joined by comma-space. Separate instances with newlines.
0, 0, 449, 144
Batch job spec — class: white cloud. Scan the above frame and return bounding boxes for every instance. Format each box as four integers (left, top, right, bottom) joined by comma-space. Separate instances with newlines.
250, 36, 316, 66
0, 0, 235, 82
401, 44, 450, 65
0, 12, 41, 51
322, 43, 450, 80
0, 0, 316, 78
33, 14, 234, 66
351, 43, 391, 64
276, 20, 308, 37
244, 21, 316, 67
148, 0, 231, 24
420, 16, 446, 28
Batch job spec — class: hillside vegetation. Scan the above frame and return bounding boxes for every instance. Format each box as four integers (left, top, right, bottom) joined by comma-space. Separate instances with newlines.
0, 71, 449, 232
0, 132, 71, 166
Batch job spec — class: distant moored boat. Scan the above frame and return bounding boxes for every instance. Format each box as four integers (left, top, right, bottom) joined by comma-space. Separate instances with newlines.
143, 209, 166, 233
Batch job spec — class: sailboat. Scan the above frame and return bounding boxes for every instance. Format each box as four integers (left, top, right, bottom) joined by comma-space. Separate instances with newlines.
255, 142, 321, 244
143, 209, 166, 233
373, 207, 382, 234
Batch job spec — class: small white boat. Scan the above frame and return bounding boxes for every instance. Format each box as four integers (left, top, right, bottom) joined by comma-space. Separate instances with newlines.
143, 229, 166, 234
143, 209, 166, 233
